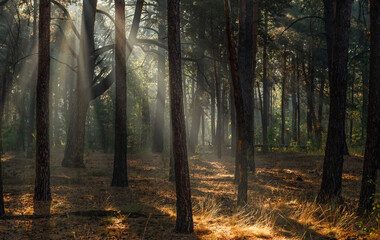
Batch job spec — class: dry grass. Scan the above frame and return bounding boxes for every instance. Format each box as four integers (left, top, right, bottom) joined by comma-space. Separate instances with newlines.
0, 150, 378, 239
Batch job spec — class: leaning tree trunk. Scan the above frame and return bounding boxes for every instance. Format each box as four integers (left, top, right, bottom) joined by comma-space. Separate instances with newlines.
111, 0, 128, 187
317, 0, 352, 204
35, 0, 51, 201
358, 0, 380, 215
225, 0, 248, 206
168, 0, 194, 233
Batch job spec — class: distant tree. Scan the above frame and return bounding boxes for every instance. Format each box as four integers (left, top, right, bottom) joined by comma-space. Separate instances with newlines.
0, 49, 9, 216
35, 0, 51, 201
152, 0, 167, 153
317, 0, 352, 204
111, 0, 128, 187
358, 0, 380, 215
62, 0, 144, 168
167, 0, 194, 233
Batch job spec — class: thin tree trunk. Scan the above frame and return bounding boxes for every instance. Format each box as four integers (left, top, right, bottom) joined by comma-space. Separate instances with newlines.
281, 52, 287, 146
141, 87, 150, 148
35, 0, 51, 201
27, 0, 38, 155
0, 49, 9, 216
168, 0, 193, 232
317, 0, 352, 204
262, 13, 269, 150
358, 0, 380, 215
291, 55, 297, 142
152, 0, 167, 153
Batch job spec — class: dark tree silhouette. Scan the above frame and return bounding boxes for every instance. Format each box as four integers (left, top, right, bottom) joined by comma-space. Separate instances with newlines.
317, 0, 352, 204
358, 0, 380, 215
111, 0, 128, 187
35, 0, 51, 201
224, 0, 248, 206
167, 0, 194, 233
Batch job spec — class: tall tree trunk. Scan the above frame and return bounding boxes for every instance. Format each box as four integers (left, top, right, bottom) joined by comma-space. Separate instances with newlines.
291, 55, 297, 142
361, 69, 368, 139
281, 52, 287, 146
262, 13, 269, 150
316, 77, 325, 149
189, 15, 206, 154
306, 47, 316, 141
168, 0, 194, 232
297, 56, 301, 145
35, 0, 51, 201
62, 0, 97, 168
141, 87, 150, 148
224, 0, 248, 206
317, 0, 352, 204
27, 0, 38, 155
358, 0, 380, 215
230, 81, 236, 156
112, 0, 128, 187
152, 0, 167, 153
0, 49, 9, 216
238, 0, 255, 172
62, 0, 143, 168
349, 79, 354, 142
210, 16, 220, 156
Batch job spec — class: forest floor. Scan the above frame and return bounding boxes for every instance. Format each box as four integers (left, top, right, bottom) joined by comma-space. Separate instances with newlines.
0, 149, 378, 239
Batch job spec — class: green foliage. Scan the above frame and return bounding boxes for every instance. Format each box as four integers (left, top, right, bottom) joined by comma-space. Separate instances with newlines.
3, 125, 19, 152
358, 191, 380, 236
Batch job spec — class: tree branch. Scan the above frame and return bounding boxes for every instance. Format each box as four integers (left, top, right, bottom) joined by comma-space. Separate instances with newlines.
97, 9, 115, 24
279, 16, 324, 37
51, 0, 80, 39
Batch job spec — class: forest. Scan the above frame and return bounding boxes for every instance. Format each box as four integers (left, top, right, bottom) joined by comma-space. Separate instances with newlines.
0, 0, 379, 239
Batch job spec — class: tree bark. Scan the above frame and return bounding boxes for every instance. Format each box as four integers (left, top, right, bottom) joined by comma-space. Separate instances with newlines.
111, 0, 128, 187
225, 0, 248, 206
238, 0, 255, 172
317, 0, 352, 204
358, 0, 380, 215
168, 0, 193, 233
35, 0, 51, 201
